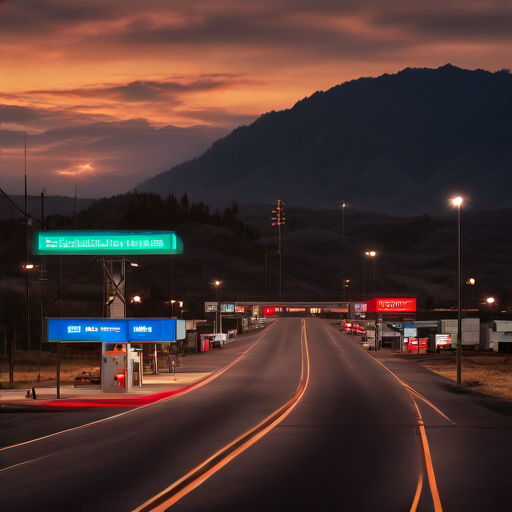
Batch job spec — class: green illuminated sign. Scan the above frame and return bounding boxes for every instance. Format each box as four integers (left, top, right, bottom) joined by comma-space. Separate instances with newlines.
32, 231, 183, 255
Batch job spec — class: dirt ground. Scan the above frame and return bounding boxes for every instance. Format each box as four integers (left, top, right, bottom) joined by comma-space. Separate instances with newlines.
0, 347, 101, 388
3, 348, 512, 406
418, 352, 512, 402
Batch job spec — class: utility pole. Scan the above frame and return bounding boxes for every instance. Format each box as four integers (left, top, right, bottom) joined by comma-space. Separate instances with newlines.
24, 133, 31, 351
39, 188, 46, 381
74, 147, 79, 230
272, 200, 285, 301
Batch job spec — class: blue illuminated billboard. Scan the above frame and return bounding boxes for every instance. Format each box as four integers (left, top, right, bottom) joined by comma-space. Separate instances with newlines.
47, 318, 179, 343
33, 230, 183, 255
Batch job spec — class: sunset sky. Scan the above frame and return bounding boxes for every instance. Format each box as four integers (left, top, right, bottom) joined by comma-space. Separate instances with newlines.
1, 0, 510, 198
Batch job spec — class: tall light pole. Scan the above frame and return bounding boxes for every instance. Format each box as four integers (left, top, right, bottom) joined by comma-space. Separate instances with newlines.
342, 201, 346, 301
365, 251, 377, 298
486, 297, 495, 313
466, 278, 476, 309
264, 253, 268, 302
362, 256, 365, 299
272, 200, 285, 301
453, 197, 463, 385
215, 280, 220, 333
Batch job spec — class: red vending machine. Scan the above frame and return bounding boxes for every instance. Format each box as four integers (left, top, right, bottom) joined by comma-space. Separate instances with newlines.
200, 335, 211, 352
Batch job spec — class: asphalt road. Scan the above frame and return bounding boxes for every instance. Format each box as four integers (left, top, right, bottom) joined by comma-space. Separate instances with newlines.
1, 318, 512, 511
0, 319, 303, 511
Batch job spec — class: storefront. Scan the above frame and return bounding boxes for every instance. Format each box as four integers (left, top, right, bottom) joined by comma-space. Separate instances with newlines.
351, 298, 416, 350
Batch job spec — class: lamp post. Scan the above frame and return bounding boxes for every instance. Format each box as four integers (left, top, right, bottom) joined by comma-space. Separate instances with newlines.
466, 278, 476, 309
264, 253, 268, 302
170, 299, 176, 318
453, 196, 463, 385
215, 280, 220, 333
342, 201, 346, 301
486, 297, 495, 313
365, 251, 377, 298
362, 256, 365, 299
131, 296, 141, 317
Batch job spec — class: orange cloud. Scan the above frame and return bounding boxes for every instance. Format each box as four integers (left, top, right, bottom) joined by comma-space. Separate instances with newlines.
0, 0, 509, 197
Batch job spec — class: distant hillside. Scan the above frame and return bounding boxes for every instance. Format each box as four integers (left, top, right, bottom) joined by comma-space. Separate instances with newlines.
1, 192, 511, 328
137, 65, 512, 215
0, 194, 94, 222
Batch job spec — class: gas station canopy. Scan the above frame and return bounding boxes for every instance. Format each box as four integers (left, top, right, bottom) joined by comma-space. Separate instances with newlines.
46, 318, 185, 343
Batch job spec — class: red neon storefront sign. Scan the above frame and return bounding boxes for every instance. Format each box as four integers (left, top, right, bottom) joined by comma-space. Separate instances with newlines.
366, 298, 416, 313
264, 307, 275, 316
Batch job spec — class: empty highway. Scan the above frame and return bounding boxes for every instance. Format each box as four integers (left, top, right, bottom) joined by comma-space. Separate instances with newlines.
1, 318, 511, 511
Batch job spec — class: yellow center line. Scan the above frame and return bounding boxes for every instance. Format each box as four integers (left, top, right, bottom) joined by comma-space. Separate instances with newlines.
409, 471, 423, 512
133, 319, 310, 512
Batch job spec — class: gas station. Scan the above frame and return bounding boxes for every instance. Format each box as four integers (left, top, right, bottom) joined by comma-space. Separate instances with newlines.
33, 230, 185, 394
46, 317, 185, 393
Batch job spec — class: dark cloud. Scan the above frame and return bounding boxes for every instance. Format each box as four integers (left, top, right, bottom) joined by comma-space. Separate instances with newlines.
0, 103, 119, 134
26, 75, 245, 103
174, 108, 259, 126
373, 8, 512, 40
0, 0, 122, 36
0, 104, 45, 124
2, 0, 510, 50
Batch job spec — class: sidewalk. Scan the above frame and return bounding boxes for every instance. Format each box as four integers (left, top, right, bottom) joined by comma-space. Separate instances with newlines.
0, 336, 244, 410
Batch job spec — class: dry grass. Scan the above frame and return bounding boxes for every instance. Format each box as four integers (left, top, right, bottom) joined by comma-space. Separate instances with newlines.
419, 354, 512, 402
0, 348, 100, 388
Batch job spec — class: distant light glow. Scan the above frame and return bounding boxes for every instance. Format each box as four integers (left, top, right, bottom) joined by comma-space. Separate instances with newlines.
366, 251, 376, 257
453, 197, 463, 206
58, 162, 95, 175
487, 297, 495, 304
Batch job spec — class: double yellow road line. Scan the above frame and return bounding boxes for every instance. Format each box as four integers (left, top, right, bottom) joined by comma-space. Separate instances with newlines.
134, 319, 311, 511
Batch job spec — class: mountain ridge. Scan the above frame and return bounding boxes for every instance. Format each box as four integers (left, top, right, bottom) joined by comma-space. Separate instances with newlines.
137, 64, 511, 215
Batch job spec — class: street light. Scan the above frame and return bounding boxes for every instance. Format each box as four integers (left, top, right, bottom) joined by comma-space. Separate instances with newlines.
342, 201, 346, 301
466, 278, 476, 309
453, 196, 463, 385
215, 281, 221, 333
486, 297, 495, 313
365, 251, 377, 298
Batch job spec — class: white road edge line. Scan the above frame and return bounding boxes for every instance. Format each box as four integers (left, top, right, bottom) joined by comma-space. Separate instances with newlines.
0, 322, 279, 454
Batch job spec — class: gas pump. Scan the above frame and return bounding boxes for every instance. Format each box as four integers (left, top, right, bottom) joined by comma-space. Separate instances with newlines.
102, 343, 141, 392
